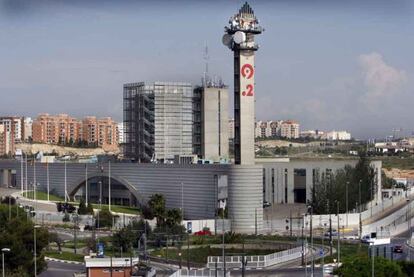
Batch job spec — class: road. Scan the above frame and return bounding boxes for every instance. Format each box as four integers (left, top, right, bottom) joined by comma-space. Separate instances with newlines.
39, 261, 84, 277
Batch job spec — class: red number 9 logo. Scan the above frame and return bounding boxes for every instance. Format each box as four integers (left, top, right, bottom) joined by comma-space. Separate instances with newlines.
241, 64, 254, 79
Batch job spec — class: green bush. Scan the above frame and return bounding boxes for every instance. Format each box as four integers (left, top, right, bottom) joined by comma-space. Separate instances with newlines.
336, 255, 405, 277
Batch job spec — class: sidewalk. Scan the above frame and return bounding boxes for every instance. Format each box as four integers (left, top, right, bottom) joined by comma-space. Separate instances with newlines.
363, 195, 414, 225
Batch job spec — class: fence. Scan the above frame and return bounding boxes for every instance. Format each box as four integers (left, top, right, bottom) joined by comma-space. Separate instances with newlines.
206, 245, 305, 269
32, 210, 141, 230
182, 219, 231, 234
264, 189, 414, 234
169, 269, 230, 277
360, 189, 413, 222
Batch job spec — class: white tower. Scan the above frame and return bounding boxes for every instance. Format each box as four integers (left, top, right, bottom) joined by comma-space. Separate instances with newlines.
223, 2, 263, 165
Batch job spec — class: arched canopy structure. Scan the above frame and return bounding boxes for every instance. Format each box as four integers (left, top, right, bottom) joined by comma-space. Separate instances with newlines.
68, 173, 146, 207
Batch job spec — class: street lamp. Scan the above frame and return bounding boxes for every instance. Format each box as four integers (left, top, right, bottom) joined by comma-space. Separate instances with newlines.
1, 248, 10, 277
178, 252, 182, 269
306, 204, 314, 276
34, 225, 41, 277
346, 181, 349, 227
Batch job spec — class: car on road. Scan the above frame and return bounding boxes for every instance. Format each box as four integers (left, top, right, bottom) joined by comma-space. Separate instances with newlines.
324, 229, 338, 237
263, 201, 271, 208
394, 245, 403, 253
323, 264, 334, 276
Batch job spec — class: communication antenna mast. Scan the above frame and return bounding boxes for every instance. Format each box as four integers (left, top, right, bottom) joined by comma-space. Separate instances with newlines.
203, 42, 210, 87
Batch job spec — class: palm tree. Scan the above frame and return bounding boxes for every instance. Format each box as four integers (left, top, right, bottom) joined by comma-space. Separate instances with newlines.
148, 194, 166, 225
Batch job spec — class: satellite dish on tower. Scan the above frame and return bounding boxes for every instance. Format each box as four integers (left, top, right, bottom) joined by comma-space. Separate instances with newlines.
222, 34, 233, 49
233, 31, 246, 44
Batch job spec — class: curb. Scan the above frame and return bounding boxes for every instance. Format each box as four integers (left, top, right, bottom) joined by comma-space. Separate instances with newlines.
45, 256, 84, 265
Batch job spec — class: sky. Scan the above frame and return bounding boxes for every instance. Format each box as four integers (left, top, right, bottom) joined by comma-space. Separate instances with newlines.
0, 0, 413, 139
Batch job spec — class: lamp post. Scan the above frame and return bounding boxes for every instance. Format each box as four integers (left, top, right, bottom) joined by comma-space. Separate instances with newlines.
346, 181, 349, 227
34, 225, 40, 277
73, 214, 79, 254
306, 204, 314, 276
358, 179, 362, 240
1, 248, 10, 277
336, 201, 340, 268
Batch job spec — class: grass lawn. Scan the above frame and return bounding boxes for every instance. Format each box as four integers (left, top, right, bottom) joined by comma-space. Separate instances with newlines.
322, 241, 368, 263
380, 156, 414, 170
152, 246, 278, 264
63, 241, 87, 249
44, 250, 85, 263
22, 191, 140, 215
92, 204, 140, 215
23, 191, 64, 202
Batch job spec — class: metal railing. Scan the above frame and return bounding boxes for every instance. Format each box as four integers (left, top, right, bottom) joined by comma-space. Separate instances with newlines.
206, 245, 305, 269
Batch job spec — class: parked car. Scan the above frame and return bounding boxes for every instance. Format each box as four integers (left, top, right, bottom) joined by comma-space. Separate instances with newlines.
194, 230, 212, 236
263, 201, 271, 208
324, 229, 338, 237
394, 245, 403, 253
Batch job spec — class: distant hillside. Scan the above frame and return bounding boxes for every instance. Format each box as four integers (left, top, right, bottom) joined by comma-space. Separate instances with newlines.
16, 143, 120, 157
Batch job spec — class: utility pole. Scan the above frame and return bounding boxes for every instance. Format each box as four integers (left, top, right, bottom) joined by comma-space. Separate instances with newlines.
328, 200, 332, 257
359, 179, 362, 240
64, 160, 67, 203
46, 162, 50, 202
346, 181, 349, 227
371, 244, 375, 277
255, 208, 258, 236
222, 215, 226, 275
108, 161, 111, 212
337, 201, 340, 268
309, 205, 314, 276
85, 165, 88, 206
187, 233, 190, 271
20, 153, 24, 194
301, 216, 304, 266
73, 214, 78, 254
25, 154, 28, 193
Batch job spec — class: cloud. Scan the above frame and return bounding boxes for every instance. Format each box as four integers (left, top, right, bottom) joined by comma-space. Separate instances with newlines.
358, 52, 407, 100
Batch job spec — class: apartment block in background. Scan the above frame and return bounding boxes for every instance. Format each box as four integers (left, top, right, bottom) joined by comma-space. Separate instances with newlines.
32, 113, 80, 144
23, 117, 33, 141
32, 114, 118, 148
0, 116, 25, 143
280, 120, 300, 139
0, 123, 14, 156
255, 120, 300, 139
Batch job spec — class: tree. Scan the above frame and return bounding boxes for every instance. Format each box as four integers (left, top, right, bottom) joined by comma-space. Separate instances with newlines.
336, 255, 404, 277
310, 152, 377, 214
166, 208, 182, 227
382, 170, 398, 189
148, 194, 166, 226
62, 212, 70, 222
86, 202, 94, 215
141, 205, 154, 220
49, 232, 63, 252
112, 219, 152, 253
95, 207, 113, 228
0, 204, 49, 275
78, 198, 88, 215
